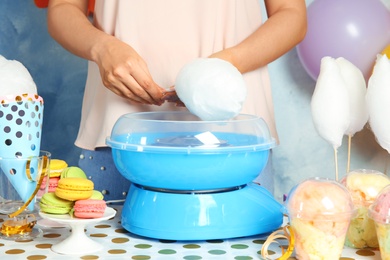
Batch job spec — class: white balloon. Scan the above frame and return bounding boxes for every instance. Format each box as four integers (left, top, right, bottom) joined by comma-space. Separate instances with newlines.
335, 57, 368, 136
311, 57, 350, 149
366, 55, 390, 153
0, 55, 37, 96
175, 58, 247, 121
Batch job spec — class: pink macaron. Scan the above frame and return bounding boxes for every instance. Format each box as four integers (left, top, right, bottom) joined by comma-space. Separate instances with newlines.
40, 177, 60, 193
73, 199, 107, 219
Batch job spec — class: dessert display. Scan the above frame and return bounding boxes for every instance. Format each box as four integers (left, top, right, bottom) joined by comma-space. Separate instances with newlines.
341, 169, 390, 248
368, 185, 390, 260
286, 178, 354, 260
38, 163, 106, 220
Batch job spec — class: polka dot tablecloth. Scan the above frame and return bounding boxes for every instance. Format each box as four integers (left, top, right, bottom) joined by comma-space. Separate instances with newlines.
0, 205, 382, 260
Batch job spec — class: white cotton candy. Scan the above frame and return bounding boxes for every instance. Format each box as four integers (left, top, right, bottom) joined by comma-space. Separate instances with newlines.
311, 56, 350, 149
366, 55, 390, 153
335, 57, 368, 136
0, 55, 37, 96
175, 58, 247, 121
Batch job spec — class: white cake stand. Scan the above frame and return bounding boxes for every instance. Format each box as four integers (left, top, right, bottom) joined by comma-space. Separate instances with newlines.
39, 207, 116, 255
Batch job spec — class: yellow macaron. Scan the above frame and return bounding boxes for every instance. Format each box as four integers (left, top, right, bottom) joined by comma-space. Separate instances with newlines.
50, 159, 68, 177
55, 178, 94, 201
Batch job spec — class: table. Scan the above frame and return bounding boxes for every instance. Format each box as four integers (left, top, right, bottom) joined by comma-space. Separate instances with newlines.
0, 205, 382, 259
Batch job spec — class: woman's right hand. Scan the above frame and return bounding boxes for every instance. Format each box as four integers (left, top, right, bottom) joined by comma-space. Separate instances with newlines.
93, 37, 165, 105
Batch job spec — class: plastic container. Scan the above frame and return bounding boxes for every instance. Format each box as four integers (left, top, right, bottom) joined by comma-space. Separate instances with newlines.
285, 178, 355, 260
368, 185, 390, 260
106, 111, 276, 190
341, 169, 390, 248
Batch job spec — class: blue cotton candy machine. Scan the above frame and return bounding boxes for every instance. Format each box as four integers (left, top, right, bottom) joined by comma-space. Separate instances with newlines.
106, 111, 283, 240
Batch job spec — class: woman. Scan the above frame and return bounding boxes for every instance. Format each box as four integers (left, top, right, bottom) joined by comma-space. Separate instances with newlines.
46, 0, 307, 201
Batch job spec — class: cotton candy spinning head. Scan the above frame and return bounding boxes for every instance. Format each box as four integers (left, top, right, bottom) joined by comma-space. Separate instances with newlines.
175, 58, 247, 121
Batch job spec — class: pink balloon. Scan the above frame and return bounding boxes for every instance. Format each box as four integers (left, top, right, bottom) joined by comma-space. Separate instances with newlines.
297, 0, 390, 81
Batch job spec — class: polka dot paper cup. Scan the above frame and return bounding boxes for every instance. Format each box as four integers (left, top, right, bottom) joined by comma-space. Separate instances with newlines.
0, 93, 44, 158
0, 93, 44, 211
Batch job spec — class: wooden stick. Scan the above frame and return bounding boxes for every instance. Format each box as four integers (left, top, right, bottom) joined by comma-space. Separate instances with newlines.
334, 148, 339, 181
347, 134, 352, 173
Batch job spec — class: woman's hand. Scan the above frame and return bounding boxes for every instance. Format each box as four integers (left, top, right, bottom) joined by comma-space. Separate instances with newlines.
94, 37, 165, 105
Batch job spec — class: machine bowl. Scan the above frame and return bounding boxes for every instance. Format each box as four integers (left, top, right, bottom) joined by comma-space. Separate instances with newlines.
106, 111, 276, 190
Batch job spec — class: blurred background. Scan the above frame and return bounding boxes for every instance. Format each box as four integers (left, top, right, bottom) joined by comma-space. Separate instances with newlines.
1, 0, 389, 201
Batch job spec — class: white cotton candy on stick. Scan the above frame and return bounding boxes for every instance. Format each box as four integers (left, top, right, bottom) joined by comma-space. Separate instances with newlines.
366, 55, 390, 153
336, 57, 368, 136
175, 58, 247, 121
336, 57, 368, 173
311, 56, 350, 149
0, 55, 37, 96
312, 56, 350, 181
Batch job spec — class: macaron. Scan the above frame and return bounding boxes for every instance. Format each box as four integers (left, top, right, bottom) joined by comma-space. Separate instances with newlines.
61, 166, 87, 179
55, 178, 94, 201
73, 199, 107, 219
42, 176, 60, 193
39, 192, 74, 214
90, 190, 104, 200
49, 159, 68, 177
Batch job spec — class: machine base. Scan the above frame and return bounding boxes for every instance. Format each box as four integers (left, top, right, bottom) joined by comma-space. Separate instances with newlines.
121, 183, 283, 240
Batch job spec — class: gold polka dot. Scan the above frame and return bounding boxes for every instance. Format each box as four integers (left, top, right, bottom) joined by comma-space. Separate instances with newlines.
27, 255, 47, 260
340, 258, 354, 260
112, 238, 129, 244
183, 244, 200, 249
252, 239, 265, 244
356, 249, 376, 256
43, 233, 61, 238
5, 249, 25, 254
0, 243, 4, 247
36, 243, 52, 249
90, 233, 108, 238
132, 256, 151, 260
115, 228, 129, 234
206, 239, 224, 244
159, 239, 176, 243
95, 224, 111, 229
80, 255, 99, 259
108, 249, 127, 254
16, 239, 33, 243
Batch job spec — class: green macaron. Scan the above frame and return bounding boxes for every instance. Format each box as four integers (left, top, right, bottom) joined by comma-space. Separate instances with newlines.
60, 166, 87, 179
90, 190, 104, 200
39, 192, 74, 214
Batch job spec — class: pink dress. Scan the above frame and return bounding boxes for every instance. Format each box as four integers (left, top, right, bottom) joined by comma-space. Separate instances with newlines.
75, 0, 277, 150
